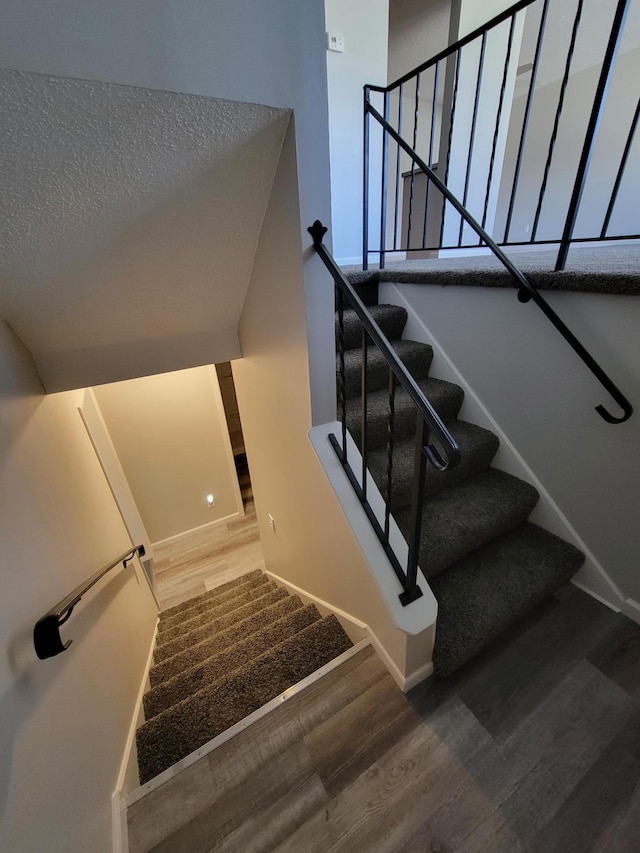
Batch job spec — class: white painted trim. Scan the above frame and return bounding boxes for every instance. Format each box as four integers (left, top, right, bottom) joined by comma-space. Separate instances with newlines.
365, 627, 433, 692
621, 597, 640, 625
151, 511, 240, 548
125, 639, 371, 806
207, 365, 245, 519
112, 619, 158, 851
381, 282, 627, 614
111, 789, 129, 853
263, 570, 367, 632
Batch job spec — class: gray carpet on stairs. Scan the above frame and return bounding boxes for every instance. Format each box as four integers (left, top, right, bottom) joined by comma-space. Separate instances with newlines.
343, 244, 640, 296
137, 614, 352, 783
144, 603, 323, 719
429, 523, 585, 678
153, 587, 289, 662
149, 594, 304, 687
337, 300, 585, 678
160, 569, 264, 619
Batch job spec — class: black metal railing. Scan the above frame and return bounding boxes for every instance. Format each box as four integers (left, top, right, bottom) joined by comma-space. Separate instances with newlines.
363, 107, 633, 424
309, 220, 459, 605
364, 0, 639, 271
33, 544, 146, 659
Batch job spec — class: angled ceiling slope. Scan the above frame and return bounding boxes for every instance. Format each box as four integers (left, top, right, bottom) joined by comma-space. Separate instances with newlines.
0, 70, 290, 391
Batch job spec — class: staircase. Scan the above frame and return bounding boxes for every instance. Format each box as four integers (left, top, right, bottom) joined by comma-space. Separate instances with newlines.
136, 570, 352, 783
337, 281, 585, 678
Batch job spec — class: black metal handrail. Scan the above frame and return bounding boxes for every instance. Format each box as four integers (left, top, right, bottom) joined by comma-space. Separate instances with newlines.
365, 0, 638, 269
309, 219, 459, 605
364, 104, 633, 424
33, 544, 146, 659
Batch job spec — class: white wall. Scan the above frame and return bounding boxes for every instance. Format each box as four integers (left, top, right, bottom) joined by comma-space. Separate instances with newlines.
93, 366, 241, 544
232, 122, 412, 674
382, 281, 640, 607
0, 319, 158, 853
388, 0, 452, 82
0, 0, 334, 425
325, 0, 389, 265
495, 46, 640, 243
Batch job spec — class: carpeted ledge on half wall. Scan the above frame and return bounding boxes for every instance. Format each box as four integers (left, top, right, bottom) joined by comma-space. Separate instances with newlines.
344, 245, 640, 296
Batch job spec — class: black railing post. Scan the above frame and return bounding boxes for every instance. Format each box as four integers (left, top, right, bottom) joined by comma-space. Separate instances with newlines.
402, 417, 427, 605
379, 91, 390, 269
555, 0, 632, 270
363, 86, 371, 270
361, 327, 369, 500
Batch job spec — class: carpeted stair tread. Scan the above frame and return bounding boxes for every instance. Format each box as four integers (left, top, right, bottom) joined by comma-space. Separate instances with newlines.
158, 572, 271, 633
153, 587, 289, 663
429, 522, 585, 678
368, 420, 500, 511
156, 579, 278, 645
337, 304, 408, 351
137, 615, 353, 782
144, 603, 324, 719
343, 376, 464, 452
159, 569, 264, 621
341, 339, 433, 397
150, 594, 304, 687
395, 469, 539, 579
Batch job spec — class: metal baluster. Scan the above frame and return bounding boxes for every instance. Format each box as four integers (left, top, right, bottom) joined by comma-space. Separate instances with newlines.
363, 87, 371, 270
393, 85, 404, 251
556, 0, 633, 269
531, 0, 584, 243
440, 50, 461, 248
406, 74, 421, 251
601, 95, 640, 238
481, 15, 517, 238
361, 327, 369, 501
402, 417, 426, 605
422, 61, 441, 249
336, 288, 347, 462
384, 368, 397, 541
504, 0, 551, 243
458, 32, 488, 247
379, 92, 390, 269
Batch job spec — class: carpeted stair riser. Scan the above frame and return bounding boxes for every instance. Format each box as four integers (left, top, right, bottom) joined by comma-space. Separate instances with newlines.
343, 377, 464, 453
429, 522, 585, 678
156, 579, 279, 645
336, 305, 408, 351
341, 339, 433, 397
150, 594, 304, 688
395, 469, 539, 579
144, 604, 324, 719
153, 587, 289, 663
160, 569, 264, 620
367, 420, 500, 512
157, 573, 271, 635
137, 615, 353, 783
337, 280, 378, 307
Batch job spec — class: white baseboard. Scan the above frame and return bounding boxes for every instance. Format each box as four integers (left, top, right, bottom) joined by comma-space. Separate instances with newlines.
112, 619, 159, 852
265, 569, 433, 692
151, 512, 240, 548
366, 627, 433, 692
264, 570, 368, 642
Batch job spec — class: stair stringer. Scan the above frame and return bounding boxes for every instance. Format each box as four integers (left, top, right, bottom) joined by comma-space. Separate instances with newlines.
308, 423, 438, 692
379, 281, 628, 618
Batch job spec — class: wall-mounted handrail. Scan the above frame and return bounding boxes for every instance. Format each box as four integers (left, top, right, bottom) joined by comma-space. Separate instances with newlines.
33, 544, 146, 659
365, 102, 633, 425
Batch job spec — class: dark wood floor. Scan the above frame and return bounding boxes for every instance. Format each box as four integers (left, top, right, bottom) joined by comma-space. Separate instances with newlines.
128, 585, 640, 852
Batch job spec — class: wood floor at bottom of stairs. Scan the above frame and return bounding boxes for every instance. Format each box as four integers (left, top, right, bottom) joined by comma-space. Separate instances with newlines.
127, 585, 640, 853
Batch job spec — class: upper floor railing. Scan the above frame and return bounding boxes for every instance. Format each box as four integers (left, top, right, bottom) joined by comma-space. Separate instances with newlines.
364, 0, 639, 271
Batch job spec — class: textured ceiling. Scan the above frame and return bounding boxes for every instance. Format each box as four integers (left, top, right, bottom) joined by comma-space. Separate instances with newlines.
0, 70, 290, 388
